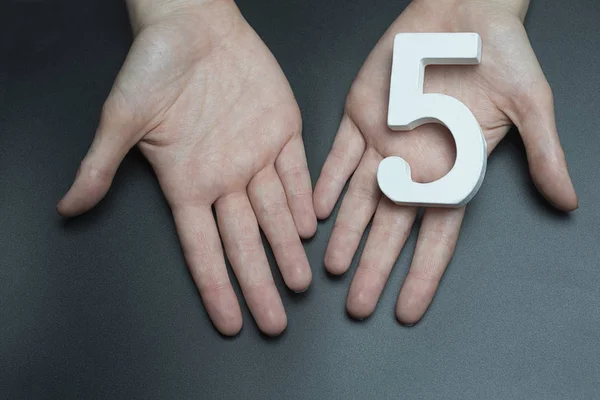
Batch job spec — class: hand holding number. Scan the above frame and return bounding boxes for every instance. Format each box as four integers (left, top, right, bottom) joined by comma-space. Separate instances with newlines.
380, 32, 486, 207
314, 0, 578, 325
58, 0, 316, 336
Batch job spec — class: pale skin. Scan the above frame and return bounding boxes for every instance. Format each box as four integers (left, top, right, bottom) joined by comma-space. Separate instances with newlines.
57, 0, 578, 335
314, 0, 578, 325
58, 0, 316, 336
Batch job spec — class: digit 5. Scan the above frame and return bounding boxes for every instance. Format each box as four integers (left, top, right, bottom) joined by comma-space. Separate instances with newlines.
377, 33, 487, 207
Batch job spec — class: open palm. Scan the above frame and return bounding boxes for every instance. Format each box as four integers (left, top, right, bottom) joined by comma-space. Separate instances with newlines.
58, 0, 316, 336
314, 0, 577, 325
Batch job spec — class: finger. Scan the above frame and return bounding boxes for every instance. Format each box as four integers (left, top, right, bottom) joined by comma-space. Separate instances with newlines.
396, 207, 465, 326
512, 81, 578, 211
215, 192, 287, 336
172, 204, 242, 336
275, 134, 317, 239
324, 148, 382, 275
313, 114, 366, 219
346, 197, 417, 319
57, 88, 142, 217
248, 167, 312, 293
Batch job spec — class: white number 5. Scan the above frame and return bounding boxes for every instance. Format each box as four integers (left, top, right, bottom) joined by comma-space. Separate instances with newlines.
377, 33, 487, 207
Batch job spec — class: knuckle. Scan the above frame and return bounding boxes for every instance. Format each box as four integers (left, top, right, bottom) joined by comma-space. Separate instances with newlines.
409, 270, 439, 285
230, 237, 263, 257
348, 176, 377, 201
372, 225, 409, 242
246, 278, 273, 291
333, 220, 363, 237
530, 143, 564, 167
349, 187, 375, 202
192, 243, 222, 261
420, 229, 456, 251
79, 159, 112, 183
199, 280, 230, 295
328, 145, 356, 170
359, 262, 387, 280
289, 188, 312, 199
272, 238, 298, 253
259, 199, 289, 217
279, 165, 306, 181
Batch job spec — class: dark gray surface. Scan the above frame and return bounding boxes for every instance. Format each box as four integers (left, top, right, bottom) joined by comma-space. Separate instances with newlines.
1, 0, 599, 399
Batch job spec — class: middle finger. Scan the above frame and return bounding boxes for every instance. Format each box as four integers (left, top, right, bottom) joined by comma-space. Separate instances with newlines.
215, 192, 287, 336
346, 197, 417, 319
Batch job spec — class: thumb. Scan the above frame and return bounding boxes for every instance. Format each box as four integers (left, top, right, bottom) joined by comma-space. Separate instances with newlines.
57, 89, 142, 217
512, 81, 578, 211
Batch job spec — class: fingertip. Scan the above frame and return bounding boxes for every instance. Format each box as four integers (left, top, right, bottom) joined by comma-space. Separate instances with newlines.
346, 291, 375, 320
395, 281, 432, 327
346, 269, 383, 320
283, 188, 317, 238
220, 301, 244, 336
324, 224, 361, 276
324, 252, 350, 276
57, 162, 115, 217
297, 211, 318, 239
313, 191, 335, 220
56, 190, 87, 218
243, 281, 288, 336
202, 289, 244, 337
324, 238, 351, 275
395, 305, 423, 327
544, 187, 579, 212
285, 264, 313, 293
566, 194, 579, 211
56, 196, 70, 217
217, 318, 243, 337
396, 315, 418, 327
258, 311, 288, 337
56, 178, 79, 217
530, 157, 579, 212
550, 175, 579, 211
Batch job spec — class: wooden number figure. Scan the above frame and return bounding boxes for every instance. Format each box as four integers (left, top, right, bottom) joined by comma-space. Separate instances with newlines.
378, 32, 487, 207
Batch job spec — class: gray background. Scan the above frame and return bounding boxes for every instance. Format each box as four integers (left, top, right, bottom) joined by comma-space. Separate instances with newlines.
1, 0, 599, 399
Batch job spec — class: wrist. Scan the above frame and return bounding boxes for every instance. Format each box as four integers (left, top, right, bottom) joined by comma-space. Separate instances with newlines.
412, 0, 529, 21
126, 0, 235, 33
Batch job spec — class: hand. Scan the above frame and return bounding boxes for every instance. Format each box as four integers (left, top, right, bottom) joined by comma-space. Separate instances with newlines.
313, 0, 577, 325
57, 0, 317, 336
